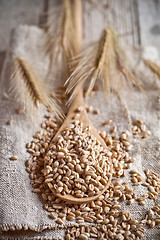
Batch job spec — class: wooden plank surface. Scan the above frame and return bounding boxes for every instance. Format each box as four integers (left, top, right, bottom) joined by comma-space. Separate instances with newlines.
0, 0, 160, 51
138, 0, 160, 53
83, 0, 140, 46
0, 0, 160, 84
48, 0, 141, 46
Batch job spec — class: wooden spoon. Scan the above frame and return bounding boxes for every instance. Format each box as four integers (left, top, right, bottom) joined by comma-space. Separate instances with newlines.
46, 86, 112, 204
46, 0, 112, 204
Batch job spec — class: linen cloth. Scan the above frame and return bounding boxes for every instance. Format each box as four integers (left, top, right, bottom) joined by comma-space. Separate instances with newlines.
0, 25, 159, 240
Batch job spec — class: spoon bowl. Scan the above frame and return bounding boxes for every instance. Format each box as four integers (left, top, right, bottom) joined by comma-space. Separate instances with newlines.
45, 87, 112, 204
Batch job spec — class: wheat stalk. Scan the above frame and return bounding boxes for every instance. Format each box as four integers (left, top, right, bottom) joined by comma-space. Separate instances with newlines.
11, 57, 63, 119
144, 59, 160, 79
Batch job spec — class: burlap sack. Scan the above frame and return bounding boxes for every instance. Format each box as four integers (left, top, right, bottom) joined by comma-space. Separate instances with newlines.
0, 25, 159, 239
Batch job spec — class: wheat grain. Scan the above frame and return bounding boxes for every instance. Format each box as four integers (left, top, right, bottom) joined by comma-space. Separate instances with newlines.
10, 156, 18, 160
25, 115, 159, 240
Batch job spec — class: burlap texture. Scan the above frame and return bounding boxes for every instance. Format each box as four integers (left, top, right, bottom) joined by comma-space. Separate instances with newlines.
0, 25, 159, 239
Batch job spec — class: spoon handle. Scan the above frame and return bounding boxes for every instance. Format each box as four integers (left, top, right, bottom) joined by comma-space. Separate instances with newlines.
66, 86, 86, 118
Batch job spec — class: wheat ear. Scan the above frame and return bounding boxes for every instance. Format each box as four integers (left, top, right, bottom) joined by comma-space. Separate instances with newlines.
66, 27, 143, 104
65, 29, 115, 103
11, 57, 63, 119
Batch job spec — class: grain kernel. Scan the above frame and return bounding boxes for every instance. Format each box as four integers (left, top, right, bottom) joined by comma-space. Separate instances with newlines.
10, 156, 18, 160
103, 120, 112, 125
93, 108, 100, 114
50, 212, 58, 219
78, 234, 88, 240
155, 218, 160, 225
56, 218, 64, 224
7, 119, 13, 125
77, 106, 84, 112
65, 234, 70, 240
148, 209, 154, 219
